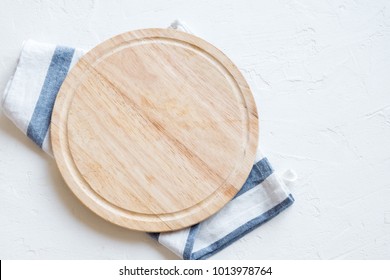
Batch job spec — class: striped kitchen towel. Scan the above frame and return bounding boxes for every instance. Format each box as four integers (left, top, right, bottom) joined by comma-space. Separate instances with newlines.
1, 22, 294, 260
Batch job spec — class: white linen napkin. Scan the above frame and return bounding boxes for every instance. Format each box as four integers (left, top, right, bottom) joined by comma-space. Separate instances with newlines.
1, 21, 294, 260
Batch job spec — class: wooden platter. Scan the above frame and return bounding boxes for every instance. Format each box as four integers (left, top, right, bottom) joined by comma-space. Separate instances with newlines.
51, 28, 258, 232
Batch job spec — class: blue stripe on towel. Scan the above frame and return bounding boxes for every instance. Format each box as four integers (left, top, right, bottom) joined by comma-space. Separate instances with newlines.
235, 158, 273, 198
148, 233, 160, 240
189, 194, 295, 260
183, 224, 200, 259
27, 46, 75, 147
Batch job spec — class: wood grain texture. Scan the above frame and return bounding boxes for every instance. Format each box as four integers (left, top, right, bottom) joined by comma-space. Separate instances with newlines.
51, 28, 258, 232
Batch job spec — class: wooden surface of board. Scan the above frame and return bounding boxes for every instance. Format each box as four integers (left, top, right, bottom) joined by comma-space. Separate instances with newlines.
51, 28, 258, 232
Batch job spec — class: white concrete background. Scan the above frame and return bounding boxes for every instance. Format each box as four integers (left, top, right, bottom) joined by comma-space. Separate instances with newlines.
0, 0, 389, 260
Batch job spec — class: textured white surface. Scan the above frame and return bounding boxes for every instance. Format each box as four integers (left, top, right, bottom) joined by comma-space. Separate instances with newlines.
0, 0, 389, 259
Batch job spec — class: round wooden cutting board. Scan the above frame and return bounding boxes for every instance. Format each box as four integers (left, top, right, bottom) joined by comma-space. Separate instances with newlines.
51, 28, 258, 232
